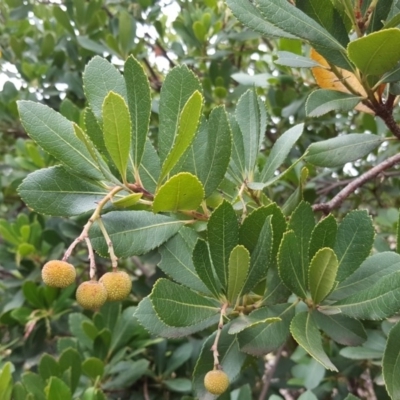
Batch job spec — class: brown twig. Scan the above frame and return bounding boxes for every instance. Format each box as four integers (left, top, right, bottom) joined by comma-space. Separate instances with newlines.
373, 102, 400, 140
258, 346, 284, 400
143, 377, 150, 400
142, 58, 162, 91
313, 152, 400, 213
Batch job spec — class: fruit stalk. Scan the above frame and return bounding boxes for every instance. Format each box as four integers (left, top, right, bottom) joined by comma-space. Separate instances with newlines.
96, 218, 118, 269
62, 186, 123, 262
211, 302, 228, 368
85, 237, 97, 280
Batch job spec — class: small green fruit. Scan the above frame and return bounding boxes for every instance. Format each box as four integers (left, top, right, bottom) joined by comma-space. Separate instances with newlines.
42, 260, 76, 288
204, 369, 229, 395
76, 281, 107, 310
99, 270, 132, 301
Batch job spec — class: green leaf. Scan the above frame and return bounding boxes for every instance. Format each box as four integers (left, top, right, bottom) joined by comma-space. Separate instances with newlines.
198, 106, 232, 197
255, 0, 352, 70
368, 0, 393, 32
164, 378, 191, 393
139, 138, 161, 194
329, 271, 400, 320
81, 387, 106, 400
58, 348, 81, 393
264, 267, 291, 305
259, 123, 304, 185
334, 210, 374, 282
278, 231, 307, 298
18, 166, 108, 217
397, 210, 400, 254
298, 391, 318, 400
290, 312, 338, 371
164, 342, 194, 376
150, 278, 220, 327
306, 133, 384, 168
87, 323, 104, 342
228, 114, 246, 183
333, 252, 400, 301
306, 90, 363, 117
77, 36, 112, 56
281, 166, 309, 216
17, 101, 103, 181
289, 201, 315, 289
90, 211, 185, 258
134, 297, 219, 338
12, 382, 27, 400
208, 201, 239, 289
309, 248, 338, 304
102, 92, 131, 182
0, 362, 13, 400
112, 193, 142, 208
241, 216, 273, 295
297, 0, 349, 47
347, 28, 400, 76
68, 313, 95, 351
82, 358, 105, 381
93, 329, 112, 360
45, 377, 72, 400
192, 239, 222, 298
109, 306, 140, 354
102, 360, 149, 390
309, 214, 337, 260
23, 281, 45, 308
225, 0, 296, 39
158, 65, 201, 163
340, 346, 383, 360
84, 108, 107, 155
118, 10, 135, 54
275, 51, 322, 68
83, 56, 127, 122
227, 245, 250, 303
384, 13, 400, 29
39, 354, 60, 381
159, 91, 203, 182
53, 6, 75, 35
343, 395, 361, 400
73, 124, 114, 182
124, 56, 151, 168
193, 326, 246, 399
235, 89, 264, 179
313, 311, 367, 346
383, 320, 400, 400
237, 304, 295, 356
153, 172, 204, 212
159, 228, 210, 294
21, 373, 45, 400
240, 203, 286, 260
175, 117, 208, 178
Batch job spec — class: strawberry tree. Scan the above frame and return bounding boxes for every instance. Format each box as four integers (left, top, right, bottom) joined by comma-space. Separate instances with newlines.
14, 0, 400, 399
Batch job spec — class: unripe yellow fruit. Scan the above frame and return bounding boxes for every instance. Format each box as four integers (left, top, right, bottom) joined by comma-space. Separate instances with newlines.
204, 370, 229, 395
99, 270, 132, 301
76, 281, 107, 310
42, 260, 76, 288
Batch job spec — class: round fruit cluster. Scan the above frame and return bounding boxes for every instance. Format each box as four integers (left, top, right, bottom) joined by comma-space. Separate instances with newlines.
41, 260, 132, 310
204, 369, 229, 395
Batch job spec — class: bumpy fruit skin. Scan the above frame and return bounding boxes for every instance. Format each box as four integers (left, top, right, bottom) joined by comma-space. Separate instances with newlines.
76, 281, 107, 310
42, 260, 76, 288
204, 370, 229, 395
99, 270, 132, 301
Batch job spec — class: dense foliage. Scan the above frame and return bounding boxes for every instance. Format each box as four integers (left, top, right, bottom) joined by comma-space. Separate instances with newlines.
2, 1, 400, 399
